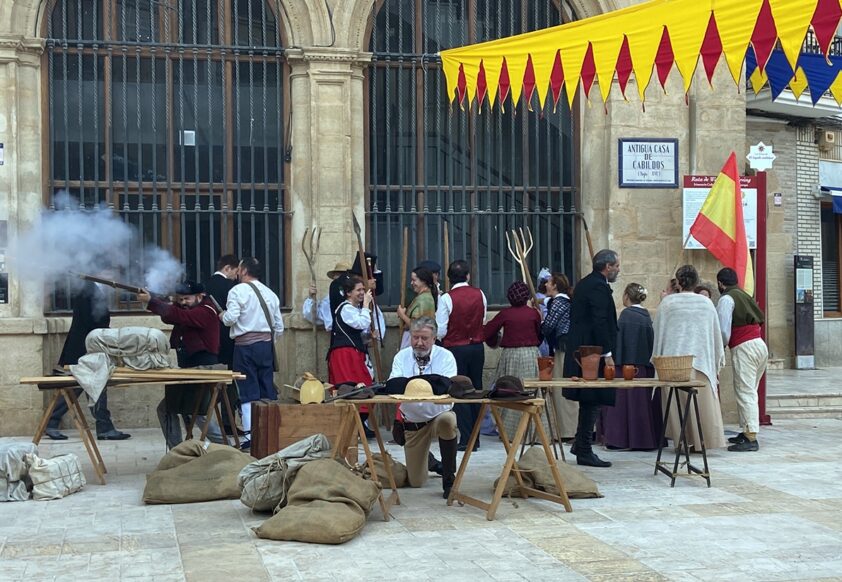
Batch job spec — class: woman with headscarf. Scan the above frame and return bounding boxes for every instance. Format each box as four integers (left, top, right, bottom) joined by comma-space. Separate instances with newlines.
396, 266, 438, 349
599, 282, 662, 450
482, 281, 543, 441
652, 265, 727, 450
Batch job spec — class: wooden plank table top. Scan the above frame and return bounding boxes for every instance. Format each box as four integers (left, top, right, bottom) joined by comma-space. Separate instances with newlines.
24, 368, 245, 483
522, 379, 705, 389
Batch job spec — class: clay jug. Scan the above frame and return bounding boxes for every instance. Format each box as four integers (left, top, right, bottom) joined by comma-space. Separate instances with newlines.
574, 346, 602, 380
537, 357, 554, 380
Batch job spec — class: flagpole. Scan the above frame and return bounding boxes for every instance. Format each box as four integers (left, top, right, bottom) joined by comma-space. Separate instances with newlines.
672, 232, 693, 276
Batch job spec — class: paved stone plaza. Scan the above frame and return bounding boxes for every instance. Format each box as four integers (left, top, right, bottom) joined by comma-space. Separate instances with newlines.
2, 407, 842, 582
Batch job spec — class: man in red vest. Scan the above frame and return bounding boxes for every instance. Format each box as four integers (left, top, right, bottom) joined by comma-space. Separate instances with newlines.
435, 260, 487, 451
716, 267, 768, 452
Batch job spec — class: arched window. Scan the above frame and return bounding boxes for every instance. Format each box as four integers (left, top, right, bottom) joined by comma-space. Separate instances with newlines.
44, 0, 288, 310
367, 0, 579, 305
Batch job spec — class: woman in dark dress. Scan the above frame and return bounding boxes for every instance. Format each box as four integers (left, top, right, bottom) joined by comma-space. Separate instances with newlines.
600, 282, 662, 450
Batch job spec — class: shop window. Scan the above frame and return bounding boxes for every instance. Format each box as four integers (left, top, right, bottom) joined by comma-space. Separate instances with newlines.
821, 204, 842, 315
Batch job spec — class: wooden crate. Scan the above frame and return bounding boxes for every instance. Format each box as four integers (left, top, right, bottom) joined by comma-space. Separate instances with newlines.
250, 401, 348, 459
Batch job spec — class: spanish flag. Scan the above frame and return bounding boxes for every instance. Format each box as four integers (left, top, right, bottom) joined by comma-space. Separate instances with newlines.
689, 152, 755, 296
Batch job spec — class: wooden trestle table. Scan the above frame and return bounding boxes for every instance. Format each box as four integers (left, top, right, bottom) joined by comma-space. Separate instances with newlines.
331, 396, 573, 522
21, 369, 244, 485
523, 378, 711, 487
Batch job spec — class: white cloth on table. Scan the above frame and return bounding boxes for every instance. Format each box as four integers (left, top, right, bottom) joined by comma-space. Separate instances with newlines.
69, 353, 114, 405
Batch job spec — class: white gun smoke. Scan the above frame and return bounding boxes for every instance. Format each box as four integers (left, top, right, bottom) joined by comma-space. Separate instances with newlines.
8, 192, 184, 294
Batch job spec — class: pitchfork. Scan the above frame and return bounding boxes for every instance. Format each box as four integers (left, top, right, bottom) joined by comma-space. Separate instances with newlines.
301, 226, 321, 371
505, 227, 539, 304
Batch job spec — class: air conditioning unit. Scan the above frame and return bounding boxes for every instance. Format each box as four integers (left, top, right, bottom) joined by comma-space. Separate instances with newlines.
819, 130, 836, 151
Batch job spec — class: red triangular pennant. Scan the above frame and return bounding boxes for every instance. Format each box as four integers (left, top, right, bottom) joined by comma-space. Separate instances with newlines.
700, 13, 723, 85
550, 50, 565, 109
811, 0, 842, 57
476, 60, 488, 109
615, 36, 633, 98
456, 63, 467, 106
750, 0, 778, 72
498, 58, 511, 109
655, 27, 675, 91
523, 55, 537, 111
581, 43, 596, 98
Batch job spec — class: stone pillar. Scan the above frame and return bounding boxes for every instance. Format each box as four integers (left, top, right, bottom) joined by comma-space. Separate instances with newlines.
0, 36, 50, 435
278, 47, 374, 381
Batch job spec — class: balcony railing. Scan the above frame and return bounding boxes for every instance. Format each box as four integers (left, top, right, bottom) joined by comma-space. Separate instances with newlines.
802, 30, 842, 57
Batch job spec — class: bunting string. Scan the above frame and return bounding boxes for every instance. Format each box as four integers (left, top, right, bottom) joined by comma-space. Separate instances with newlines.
440, 0, 842, 111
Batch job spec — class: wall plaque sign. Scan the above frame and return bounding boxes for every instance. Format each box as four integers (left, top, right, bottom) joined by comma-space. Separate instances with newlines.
618, 138, 678, 188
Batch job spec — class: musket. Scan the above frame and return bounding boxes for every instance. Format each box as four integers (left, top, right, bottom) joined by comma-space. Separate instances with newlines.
77, 274, 148, 295
76, 274, 169, 303
351, 212, 384, 382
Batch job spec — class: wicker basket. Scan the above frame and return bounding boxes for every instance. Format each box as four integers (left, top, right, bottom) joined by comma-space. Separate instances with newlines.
652, 355, 694, 382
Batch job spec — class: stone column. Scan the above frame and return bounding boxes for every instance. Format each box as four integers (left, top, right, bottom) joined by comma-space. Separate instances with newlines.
278, 47, 374, 381
0, 36, 50, 435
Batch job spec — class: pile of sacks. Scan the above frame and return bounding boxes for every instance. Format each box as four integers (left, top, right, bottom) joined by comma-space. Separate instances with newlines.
1, 442, 86, 502
143, 434, 386, 545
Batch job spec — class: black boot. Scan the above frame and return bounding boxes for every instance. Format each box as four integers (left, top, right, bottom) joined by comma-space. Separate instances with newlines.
439, 437, 458, 499
428, 452, 443, 476
574, 404, 611, 468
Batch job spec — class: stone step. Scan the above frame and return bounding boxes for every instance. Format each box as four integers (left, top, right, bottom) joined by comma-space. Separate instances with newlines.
767, 393, 842, 419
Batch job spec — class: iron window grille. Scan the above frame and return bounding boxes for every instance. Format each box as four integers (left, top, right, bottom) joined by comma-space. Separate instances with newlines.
367, 0, 580, 307
44, 0, 290, 311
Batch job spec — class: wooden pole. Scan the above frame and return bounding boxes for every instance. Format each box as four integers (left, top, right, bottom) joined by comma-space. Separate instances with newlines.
397, 226, 409, 342
443, 220, 451, 291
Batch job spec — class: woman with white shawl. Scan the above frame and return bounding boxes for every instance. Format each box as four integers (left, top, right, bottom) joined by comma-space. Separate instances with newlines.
652, 265, 727, 450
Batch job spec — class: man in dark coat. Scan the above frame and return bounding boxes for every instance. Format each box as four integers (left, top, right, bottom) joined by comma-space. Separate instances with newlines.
205, 255, 240, 433
563, 249, 620, 467
46, 279, 130, 441
205, 254, 239, 369
140, 281, 221, 449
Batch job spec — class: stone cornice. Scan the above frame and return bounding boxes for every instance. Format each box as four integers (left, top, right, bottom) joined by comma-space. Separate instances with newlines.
285, 47, 373, 65
0, 36, 45, 56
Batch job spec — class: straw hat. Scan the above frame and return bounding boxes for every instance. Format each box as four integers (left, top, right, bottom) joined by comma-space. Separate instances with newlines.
390, 378, 447, 401
326, 262, 352, 279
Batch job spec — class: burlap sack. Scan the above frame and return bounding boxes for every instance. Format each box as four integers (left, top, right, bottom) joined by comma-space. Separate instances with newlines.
494, 446, 603, 499
155, 439, 233, 471
362, 452, 408, 488
238, 434, 332, 513
143, 448, 255, 504
253, 459, 380, 544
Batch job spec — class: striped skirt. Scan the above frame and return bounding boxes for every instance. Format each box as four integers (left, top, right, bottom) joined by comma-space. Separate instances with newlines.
495, 346, 545, 443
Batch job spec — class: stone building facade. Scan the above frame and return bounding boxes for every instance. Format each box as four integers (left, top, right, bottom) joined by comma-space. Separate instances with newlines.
0, 0, 767, 436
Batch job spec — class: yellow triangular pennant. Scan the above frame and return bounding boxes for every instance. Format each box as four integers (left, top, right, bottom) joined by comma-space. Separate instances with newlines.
716, 0, 764, 85
789, 67, 808, 100
830, 71, 842, 105
769, 0, 818, 71
663, 0, 711, 94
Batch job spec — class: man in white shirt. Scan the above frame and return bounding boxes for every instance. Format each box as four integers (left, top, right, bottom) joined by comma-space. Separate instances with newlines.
390, 316, 458, 499
221, 257, 284, 446
435, 260, 487, 451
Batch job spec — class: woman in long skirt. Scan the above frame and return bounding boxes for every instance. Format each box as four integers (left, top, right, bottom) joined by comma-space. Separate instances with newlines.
652, 265, 727, 450
600, 283, 663, 450
540, 273, 578, 439
483, 281, 542, 442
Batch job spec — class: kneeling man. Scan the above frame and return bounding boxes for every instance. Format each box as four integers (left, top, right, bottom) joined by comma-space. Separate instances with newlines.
389, 316, 458, 499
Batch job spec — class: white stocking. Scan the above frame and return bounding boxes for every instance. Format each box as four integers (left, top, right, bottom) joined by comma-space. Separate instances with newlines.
241, 404, 252, 433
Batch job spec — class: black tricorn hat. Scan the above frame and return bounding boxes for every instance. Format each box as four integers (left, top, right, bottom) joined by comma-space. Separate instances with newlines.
175, 280, 205, 295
